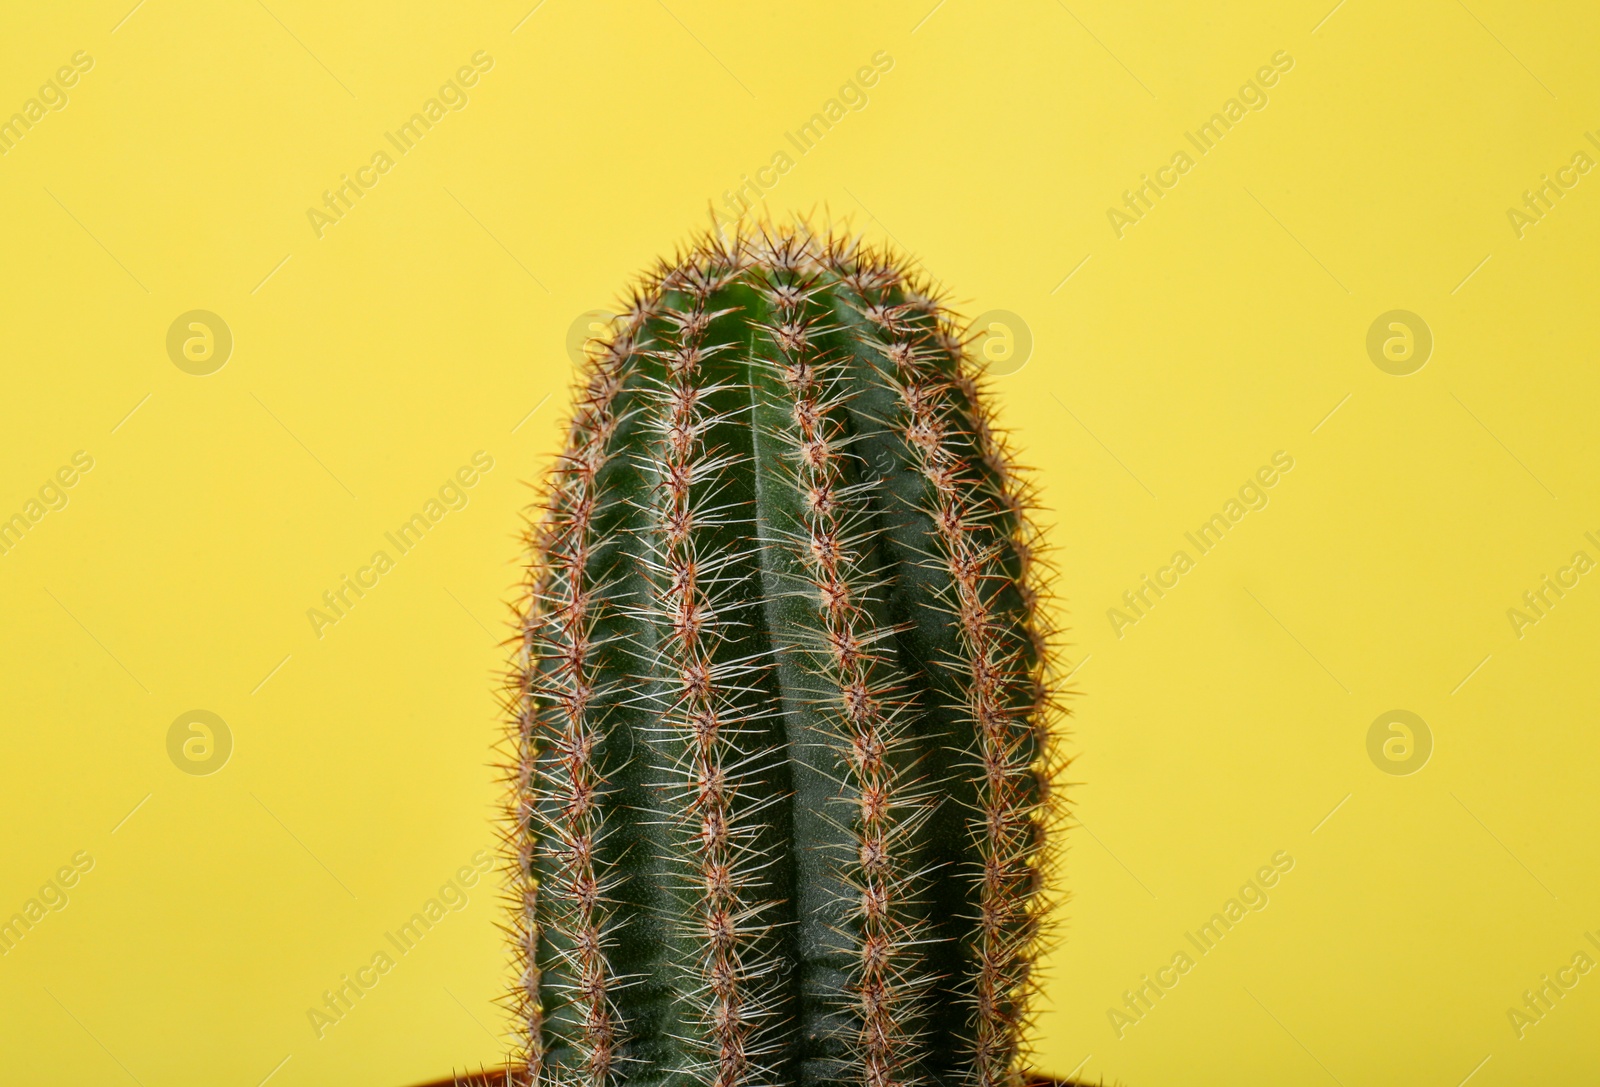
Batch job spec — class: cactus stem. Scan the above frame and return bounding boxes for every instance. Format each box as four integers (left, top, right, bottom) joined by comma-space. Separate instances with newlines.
507, 218, 1067, 1087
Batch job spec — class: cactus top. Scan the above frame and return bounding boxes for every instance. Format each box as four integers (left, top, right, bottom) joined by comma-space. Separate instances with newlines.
508, 222, 1063, 1087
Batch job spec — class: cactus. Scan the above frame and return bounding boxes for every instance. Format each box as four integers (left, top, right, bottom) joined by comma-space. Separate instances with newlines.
505, 220, 1064, 1087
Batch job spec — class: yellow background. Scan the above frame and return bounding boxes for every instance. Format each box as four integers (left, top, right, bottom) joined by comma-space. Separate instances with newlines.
2, 1, 1597, 1084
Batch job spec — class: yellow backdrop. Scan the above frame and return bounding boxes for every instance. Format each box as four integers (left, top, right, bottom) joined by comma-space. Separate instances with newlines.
3, 1, 1597, 1084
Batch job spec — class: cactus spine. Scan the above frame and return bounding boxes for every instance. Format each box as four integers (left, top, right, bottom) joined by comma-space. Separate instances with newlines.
508, 222, 1062, 1087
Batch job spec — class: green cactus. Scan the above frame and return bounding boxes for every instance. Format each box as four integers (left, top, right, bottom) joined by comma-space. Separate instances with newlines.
506, 221, 1064, 1087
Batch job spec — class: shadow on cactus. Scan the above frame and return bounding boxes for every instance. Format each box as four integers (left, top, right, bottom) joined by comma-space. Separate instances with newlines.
448, 220, 1073, 1087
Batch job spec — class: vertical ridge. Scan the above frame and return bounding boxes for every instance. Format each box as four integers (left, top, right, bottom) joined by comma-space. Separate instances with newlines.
822, 242, 1050, 1087
877, 300, 1047, 1087
514, 317, 645, 1087
636, 246, 797, 1087
746, 229, 934, 1087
